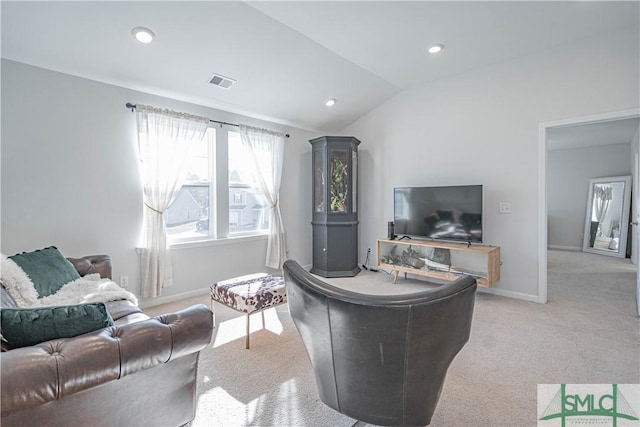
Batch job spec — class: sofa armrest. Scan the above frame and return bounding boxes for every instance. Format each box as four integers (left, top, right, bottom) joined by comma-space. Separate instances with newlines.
67, 254, 112, 279
1, 304, 213, 415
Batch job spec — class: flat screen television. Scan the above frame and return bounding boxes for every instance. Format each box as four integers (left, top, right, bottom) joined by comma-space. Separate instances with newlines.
393, 185, 483, 243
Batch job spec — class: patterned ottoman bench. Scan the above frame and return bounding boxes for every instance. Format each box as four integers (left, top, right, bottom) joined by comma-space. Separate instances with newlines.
209, 273, 287, 349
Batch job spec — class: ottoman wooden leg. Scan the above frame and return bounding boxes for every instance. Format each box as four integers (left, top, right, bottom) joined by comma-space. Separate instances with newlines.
210, 297, 217, 328
245, 313, 251, 349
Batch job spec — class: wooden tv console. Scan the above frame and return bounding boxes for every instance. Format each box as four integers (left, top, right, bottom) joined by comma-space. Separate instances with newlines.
377, 238, 500, 287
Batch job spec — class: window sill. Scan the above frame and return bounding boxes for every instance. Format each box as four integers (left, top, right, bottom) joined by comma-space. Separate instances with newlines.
168, 234, 268, 251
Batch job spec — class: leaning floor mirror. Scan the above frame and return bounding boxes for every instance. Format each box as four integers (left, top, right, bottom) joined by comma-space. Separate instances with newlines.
582, 175, 632, 258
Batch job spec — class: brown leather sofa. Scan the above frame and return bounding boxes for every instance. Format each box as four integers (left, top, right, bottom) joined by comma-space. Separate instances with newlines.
1, 255, 213, 427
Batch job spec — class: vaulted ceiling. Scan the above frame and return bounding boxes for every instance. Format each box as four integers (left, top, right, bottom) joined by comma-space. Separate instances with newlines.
2, 1, 638, 133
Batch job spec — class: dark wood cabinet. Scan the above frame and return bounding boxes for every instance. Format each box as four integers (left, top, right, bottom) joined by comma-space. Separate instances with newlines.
309, 136, 360, 277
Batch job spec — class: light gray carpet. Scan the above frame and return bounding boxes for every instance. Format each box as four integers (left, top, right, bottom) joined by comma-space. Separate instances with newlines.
145, 250, 639, 426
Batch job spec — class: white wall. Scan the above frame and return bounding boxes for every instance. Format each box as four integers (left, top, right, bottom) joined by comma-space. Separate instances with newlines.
631, 129, 640, 264
1, 59, 316, 306
548, 143, 631, 250
341, 28, 639, 301
3, 27, 639, 305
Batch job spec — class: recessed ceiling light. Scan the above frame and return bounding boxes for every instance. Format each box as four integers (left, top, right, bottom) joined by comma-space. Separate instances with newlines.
132, 27, 155, 44
428, 44, 444, 54
325, 98, 336, 107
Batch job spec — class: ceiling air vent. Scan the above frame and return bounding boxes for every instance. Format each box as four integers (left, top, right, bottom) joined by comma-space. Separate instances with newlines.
209, 73, 236, 89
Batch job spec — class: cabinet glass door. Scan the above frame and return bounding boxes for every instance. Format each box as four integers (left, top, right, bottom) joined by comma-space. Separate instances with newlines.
313, 150, 325, 213
329, 149, 349, 213
352, 150, 357, 213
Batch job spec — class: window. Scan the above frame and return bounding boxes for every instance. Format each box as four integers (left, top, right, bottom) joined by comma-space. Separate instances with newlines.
165, 128, 270, 243
165, 128, 214, 240
228, 131, 269, 235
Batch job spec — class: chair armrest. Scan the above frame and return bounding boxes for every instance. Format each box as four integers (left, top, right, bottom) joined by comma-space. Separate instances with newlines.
0, 304, 213, 414
67, 255, 112, 279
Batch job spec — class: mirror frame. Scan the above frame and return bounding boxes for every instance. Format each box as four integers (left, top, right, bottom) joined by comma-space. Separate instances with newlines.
582, 175, 632, 258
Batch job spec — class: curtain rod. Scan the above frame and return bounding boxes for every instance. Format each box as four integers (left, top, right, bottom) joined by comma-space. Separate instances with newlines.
125, 103, 289, 138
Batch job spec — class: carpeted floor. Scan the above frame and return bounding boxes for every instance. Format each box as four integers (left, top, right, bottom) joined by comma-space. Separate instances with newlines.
145, 250, 640, 426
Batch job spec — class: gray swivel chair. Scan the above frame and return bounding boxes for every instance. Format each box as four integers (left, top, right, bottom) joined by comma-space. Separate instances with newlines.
283, 259, 477, 427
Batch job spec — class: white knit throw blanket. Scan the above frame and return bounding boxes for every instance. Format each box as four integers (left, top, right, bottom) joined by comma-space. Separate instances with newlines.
1, 255, 138, 307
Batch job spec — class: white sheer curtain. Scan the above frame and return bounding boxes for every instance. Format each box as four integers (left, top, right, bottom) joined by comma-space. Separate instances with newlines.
136, 105, 209, 297
239, 124, 287, 269
593, 184, 613, 223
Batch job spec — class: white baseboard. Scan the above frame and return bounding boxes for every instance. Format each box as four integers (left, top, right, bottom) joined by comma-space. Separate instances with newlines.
477, 286, 540, 303
548, 245, 581, 251
139, 268, 539, 308
305, 264, 541, 303
139, 288, 210, 309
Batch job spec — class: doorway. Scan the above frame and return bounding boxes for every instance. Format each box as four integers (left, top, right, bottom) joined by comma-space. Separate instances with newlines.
538, 108, 640, 315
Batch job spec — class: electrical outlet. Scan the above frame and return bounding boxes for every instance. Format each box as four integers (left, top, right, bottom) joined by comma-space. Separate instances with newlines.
499, 202, 512, 214
120, 275, 129, 288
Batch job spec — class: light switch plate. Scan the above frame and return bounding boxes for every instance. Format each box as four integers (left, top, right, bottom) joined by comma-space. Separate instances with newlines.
499, 202, 511, 214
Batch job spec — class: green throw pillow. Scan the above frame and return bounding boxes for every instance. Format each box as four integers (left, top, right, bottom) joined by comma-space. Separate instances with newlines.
9, 246, 80, 297
0, 303, 114, 349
